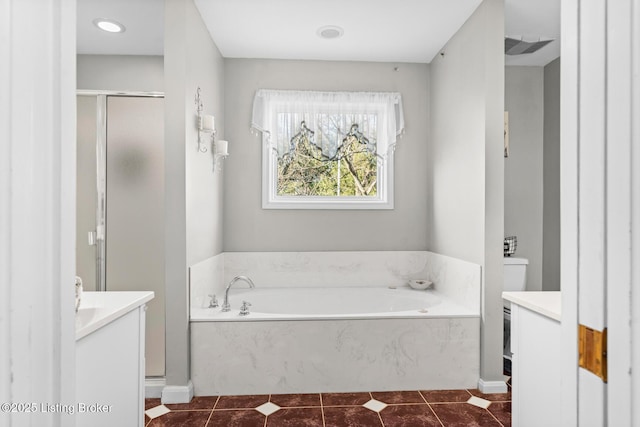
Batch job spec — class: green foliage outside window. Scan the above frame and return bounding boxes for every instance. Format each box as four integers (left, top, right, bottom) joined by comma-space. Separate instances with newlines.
277, 122, 378, 197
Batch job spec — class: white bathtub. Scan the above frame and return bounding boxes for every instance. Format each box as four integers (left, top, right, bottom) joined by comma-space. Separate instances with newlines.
190, 286, 480, 395
191, 287, 477, 321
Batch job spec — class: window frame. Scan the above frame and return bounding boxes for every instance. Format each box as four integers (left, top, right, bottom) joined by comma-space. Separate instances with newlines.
261, 132, 395, 210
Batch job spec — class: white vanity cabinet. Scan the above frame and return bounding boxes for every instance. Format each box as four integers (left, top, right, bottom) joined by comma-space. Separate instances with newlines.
503, 291, 561, 427
75, 291, 153, 427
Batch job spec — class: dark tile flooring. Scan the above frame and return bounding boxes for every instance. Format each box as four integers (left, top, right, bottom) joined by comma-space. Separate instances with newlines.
144, 387, 512, 427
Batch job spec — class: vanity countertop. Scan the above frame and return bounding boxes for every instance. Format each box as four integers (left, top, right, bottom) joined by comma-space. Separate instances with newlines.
502, 291, 561, 321
76, 291, 154, 340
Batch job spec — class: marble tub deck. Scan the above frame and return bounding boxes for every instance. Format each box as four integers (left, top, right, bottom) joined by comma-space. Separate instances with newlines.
191, 317, 480, 396
144, 387, 512, 427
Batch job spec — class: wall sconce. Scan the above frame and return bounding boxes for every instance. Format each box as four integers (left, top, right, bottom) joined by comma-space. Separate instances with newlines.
195, 87, 216, 153
213, 139, 229, 172
195, 86, 229, 171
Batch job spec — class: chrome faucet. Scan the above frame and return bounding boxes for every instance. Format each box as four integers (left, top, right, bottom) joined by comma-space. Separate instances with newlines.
222, 276, 255, 312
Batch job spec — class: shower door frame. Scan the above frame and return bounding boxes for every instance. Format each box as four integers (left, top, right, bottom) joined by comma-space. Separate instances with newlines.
77, 90, 164, 292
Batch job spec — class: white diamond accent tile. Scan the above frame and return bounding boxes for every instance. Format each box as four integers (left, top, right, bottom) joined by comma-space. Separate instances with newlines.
145, 405, 170, 419
256, 402, 281, 416
467, 396, 491, 409
363, 399, 387, 413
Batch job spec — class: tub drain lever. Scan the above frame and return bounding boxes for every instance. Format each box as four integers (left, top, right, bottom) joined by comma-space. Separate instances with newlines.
239, 301, 252, 316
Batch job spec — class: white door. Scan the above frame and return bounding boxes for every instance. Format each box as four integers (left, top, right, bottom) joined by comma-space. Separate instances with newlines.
1, 0, 77, 425
561, 0, 638, 425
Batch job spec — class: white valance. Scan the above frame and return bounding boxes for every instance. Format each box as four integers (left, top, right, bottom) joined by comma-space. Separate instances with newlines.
251, 89, 404, 158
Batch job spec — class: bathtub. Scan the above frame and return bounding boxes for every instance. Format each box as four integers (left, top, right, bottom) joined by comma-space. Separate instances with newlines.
191, 287, 476, 320
190, 286, 480, 395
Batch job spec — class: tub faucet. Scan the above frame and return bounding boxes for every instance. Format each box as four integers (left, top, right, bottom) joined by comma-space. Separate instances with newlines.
222, 275, 255, 312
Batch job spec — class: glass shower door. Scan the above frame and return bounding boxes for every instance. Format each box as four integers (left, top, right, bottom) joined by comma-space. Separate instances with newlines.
105, 96, 165, 377
76, 94, 166, 377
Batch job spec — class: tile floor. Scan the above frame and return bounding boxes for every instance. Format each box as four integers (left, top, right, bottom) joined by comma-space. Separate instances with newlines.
144, 386, 512, 427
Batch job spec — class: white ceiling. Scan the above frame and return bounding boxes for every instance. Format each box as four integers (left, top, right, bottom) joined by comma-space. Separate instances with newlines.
77, 0, 164, 56
194, 0, 482, 63
77, 0, 560, 66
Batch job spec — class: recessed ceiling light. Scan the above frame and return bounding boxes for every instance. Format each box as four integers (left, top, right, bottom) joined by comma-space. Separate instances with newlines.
93, 18, 126, 34
317, 25, 344, 40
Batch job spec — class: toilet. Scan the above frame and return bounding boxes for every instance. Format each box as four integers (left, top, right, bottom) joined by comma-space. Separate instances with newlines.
503, 257, 529, 298
503, 257, 528, 371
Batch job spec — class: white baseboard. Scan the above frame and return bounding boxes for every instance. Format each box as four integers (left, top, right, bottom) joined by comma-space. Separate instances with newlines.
478, 378, 508, 394
145, 377, 166, 398
161, 380, 194, 404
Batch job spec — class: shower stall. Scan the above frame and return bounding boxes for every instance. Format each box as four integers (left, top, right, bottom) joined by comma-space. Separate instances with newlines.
76, 93, 165, 377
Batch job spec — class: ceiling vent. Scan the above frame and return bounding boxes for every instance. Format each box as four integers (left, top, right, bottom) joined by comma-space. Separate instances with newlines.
505, 37, 554, 55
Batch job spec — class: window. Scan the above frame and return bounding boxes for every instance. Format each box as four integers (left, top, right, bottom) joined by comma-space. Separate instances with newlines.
252, 90, 404, 209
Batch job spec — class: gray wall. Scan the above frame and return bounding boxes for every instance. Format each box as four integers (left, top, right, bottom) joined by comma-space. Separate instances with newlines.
223, 59, 430, 252
543, 58, 561, 291
164, 0, 225, 390
503, 62, 562, 293
429, 0, 505, 385
77, 55, 163, 91
184, 14, 225, 266
504, 67, 544, 291
480, 0, 506, 387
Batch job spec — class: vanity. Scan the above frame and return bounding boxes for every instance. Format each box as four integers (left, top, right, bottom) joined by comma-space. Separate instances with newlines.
76, 291, 154, 427
502, 291, 561, 427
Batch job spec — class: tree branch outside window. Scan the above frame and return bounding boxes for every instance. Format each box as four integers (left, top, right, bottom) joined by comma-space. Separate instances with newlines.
278, 121, 377, 197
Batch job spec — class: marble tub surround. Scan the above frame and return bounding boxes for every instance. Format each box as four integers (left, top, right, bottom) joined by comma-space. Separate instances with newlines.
189, 251, 480, 312
189, 251, 481, 397
222, 251, 433, 288
189, 253, 224, 309
422, 252, 481, 312
191, 317, 480, 396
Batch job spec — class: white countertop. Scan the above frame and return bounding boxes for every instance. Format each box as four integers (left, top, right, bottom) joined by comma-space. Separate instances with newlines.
502, 291, 561, 321
76, 291, 154, 340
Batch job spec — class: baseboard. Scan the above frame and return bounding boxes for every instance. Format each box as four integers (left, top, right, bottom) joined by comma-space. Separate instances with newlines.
161, 380, 194, 404
145, 377, 166, 398
478, 378, 508, 394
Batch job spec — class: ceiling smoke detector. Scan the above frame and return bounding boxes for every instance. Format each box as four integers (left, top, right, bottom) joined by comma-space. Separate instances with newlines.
505, 37, 554, 55
317, 25, 344, 40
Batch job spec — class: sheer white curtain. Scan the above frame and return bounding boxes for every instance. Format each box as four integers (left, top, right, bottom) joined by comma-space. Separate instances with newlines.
251, 89, 404, 159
